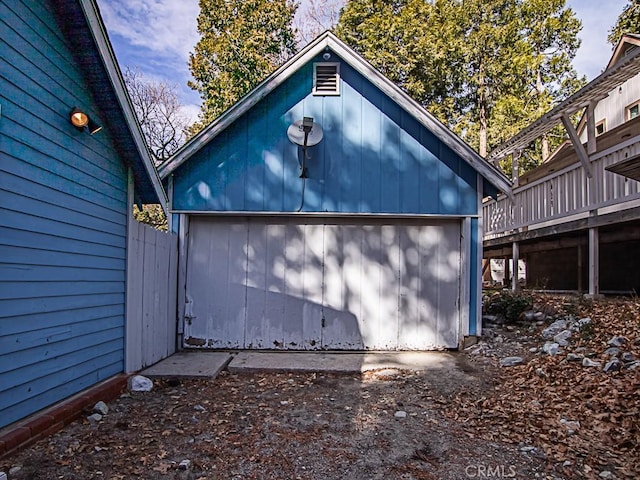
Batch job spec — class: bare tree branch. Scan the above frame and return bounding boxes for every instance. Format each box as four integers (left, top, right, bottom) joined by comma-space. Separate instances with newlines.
123, 67, 191, 165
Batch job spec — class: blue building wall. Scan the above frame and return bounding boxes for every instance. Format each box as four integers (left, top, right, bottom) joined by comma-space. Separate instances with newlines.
172, 54, 479, 215
0, 0, 128, 428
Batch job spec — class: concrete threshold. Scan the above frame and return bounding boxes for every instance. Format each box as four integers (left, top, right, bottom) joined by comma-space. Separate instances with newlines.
139, 351, 232, 379
227, 350, 459, 374
138, 350, 462, 377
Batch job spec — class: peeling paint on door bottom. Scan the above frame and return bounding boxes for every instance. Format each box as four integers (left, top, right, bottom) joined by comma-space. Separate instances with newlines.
184, 337, 207, 347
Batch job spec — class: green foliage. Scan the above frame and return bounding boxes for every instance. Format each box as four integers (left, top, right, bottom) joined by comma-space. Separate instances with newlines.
133, 204, 168, 231
336, 0, 584, 167
608, 0, 640, 46
484, 291, 533, 323
188, 0, 298, 128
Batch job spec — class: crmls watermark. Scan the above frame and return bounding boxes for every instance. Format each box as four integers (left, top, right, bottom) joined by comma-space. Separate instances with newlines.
465, 464, 517, 478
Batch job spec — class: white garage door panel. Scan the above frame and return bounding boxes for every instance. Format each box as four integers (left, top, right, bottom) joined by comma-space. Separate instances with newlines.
184, 217, 461, 350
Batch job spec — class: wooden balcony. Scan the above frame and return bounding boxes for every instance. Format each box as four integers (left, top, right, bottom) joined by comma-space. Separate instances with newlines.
483, 118, 640, 243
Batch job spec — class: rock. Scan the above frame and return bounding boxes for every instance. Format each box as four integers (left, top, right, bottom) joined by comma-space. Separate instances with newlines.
467, 343, 492, 356
626, 361, 640, 370
542, 319, 567, 339
603, 360, 622, 373
604, 347, 621, 357
563, 461, 573, 467
567, 353, 584, 362
621, 352, 635, 363
572, 317, 592, 331
178, 459, 191, 471
607, 336, 627, 347
534, 312, 546, 321
535, 368, 546, 378
482, 314, 501, 324
194, 404, 206, 412
553, 329, 572, 347
129, 375, 153, 392
394, 411, 407, 419
529, 347, 538, 353
8, 466, 21, 475
598, 471, 615, 479
500, 356, 524, 367
520, 445, 537, 453
521, 311, 536, 321
87, 413, 103, 422
560, 418, 580, 434
542, 342, 560, 356
93, 401, 108, 416
582, 358, 601, 368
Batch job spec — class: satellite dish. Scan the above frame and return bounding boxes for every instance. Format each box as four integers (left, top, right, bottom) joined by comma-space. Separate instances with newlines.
287, 119, 324, 147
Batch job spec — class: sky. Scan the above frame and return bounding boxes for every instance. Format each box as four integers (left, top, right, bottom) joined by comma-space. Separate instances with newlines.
96, 0, 629, 123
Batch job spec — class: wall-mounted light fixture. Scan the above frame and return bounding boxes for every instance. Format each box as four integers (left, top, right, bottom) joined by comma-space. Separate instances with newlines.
69, 107, 102, 135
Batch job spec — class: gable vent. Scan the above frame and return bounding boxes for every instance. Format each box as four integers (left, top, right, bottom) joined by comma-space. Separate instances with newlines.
313, 62, 340, 96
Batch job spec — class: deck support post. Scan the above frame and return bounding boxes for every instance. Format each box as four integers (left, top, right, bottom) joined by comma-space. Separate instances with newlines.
503, 256, 511, 287
588, 227, 599, 297
577, 243, 583, 293
512, 241, 520, 292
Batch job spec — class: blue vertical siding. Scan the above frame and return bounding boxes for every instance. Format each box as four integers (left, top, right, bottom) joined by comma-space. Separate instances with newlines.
469, 217, 479, 336
0, 0, 128, 428
172, 57, 478, 215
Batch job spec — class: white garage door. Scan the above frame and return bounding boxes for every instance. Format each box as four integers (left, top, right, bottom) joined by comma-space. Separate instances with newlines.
183, 217, 461, 350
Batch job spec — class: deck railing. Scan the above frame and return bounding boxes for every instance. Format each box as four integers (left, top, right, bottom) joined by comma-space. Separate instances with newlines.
483, 136, 640, 239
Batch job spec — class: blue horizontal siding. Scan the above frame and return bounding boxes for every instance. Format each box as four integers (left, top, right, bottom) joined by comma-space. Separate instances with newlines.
0, 281, 124, 300
0, 245, 126, 271
0, 292, 125, 319
0, 348, 123, 427
1, 326, 123, 377
0, 314, 123, 355
2, 2, 89, 96
0, 264, 123, 283
172, 57, 478, 215
0, 305, 124, 337
1, 190, 126, 239
2, 119, 128, 212
0, 0, 131, 428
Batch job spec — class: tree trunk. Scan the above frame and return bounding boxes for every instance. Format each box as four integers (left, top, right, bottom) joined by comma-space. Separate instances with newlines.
478, 62, 487, 157
541, 133, 550, 162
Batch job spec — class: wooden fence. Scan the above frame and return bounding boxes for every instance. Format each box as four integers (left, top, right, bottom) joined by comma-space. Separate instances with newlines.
125, 219, 178, 372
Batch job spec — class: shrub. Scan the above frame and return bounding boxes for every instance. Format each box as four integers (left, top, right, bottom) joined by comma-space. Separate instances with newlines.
484, 291, 533, 323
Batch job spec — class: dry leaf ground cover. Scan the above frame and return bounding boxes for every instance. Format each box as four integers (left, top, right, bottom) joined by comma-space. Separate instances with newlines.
451, 295, 640, 480
2, 295, 639, 480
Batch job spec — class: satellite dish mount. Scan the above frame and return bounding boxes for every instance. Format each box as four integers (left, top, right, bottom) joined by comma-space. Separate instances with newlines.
287, 117, 323, 178
287, 117, 324, 211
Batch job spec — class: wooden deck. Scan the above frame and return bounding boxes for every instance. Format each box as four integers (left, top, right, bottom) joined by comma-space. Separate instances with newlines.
484, 118, 640, 243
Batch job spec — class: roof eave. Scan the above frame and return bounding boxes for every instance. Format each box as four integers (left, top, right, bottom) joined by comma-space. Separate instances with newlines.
158, 33, 335, 179
489, 40, 640, 163
76, 0, 168, 211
